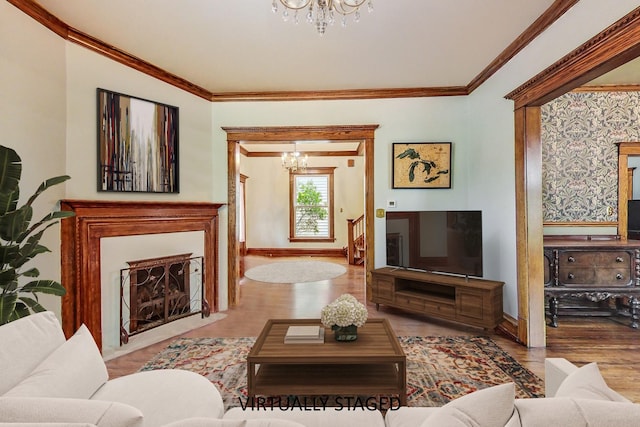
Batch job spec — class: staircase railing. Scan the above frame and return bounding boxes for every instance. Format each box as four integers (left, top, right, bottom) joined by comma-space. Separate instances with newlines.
346, 214, 365, 265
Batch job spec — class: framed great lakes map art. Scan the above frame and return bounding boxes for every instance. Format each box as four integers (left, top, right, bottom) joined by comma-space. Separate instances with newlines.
392, 142, 451, 189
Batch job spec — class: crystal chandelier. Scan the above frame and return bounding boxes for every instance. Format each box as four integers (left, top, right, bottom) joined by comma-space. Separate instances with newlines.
272, 0, 374, 35
282, 143, 308, 172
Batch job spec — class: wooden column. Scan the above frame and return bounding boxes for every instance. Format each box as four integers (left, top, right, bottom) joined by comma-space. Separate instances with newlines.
514, 106, 546, 347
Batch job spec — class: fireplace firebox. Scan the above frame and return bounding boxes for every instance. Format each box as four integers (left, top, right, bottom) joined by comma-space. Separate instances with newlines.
120, 253, 206, 344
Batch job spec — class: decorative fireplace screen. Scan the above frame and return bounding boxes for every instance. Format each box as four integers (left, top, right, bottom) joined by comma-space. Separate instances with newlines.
119, 253, 207, 345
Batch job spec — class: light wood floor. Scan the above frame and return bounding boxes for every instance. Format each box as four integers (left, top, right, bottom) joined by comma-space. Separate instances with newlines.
106, 256, 640, 402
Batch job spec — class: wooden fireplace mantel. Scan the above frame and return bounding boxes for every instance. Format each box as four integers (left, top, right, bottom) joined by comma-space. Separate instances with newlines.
60, 199, 224, 350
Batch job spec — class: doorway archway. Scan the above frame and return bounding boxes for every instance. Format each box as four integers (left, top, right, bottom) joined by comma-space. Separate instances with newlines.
223, 125, 379, 307
507, 7, 640, 346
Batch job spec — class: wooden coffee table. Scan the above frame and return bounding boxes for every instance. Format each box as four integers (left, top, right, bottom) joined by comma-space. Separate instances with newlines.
247, 318, 407, 405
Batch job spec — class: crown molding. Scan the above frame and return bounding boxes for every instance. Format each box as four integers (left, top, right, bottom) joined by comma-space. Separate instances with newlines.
573, 84, 640, 92
210, 86, 469, 102
506, 7, 640, 108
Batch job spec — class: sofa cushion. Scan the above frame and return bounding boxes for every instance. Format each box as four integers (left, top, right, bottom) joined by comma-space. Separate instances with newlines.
92, 369, 225, 426
4, 324, 108, 399
554, 362, 630, 402
418, 383, 515, 427
0, 396, 143, 427
513, 397, 640, 427
0, 311, 66, 395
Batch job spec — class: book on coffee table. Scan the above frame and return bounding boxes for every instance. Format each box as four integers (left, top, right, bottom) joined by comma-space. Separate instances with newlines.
284, 325, 324, 344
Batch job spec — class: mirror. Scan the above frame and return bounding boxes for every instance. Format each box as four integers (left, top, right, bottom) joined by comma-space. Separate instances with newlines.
617, 142, 640, 239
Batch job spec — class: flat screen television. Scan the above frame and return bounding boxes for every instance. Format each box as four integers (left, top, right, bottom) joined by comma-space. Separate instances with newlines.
385, 210, 483, 277
629, 200, 640, 232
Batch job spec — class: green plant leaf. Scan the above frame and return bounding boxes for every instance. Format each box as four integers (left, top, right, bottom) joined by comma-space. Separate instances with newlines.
19, 296, 46, 313
12, 246, 50, 270
16, 211, 75, 244
0, 187, 19, 217
9, 301, 30, 322
0, 280, 18, 292
25, 175, 71, 207
0, 146, 21, 197
21, 280, 66, 296
12, 225, 52, 268
0, 268, 17, 287
19, 267, 40, 278
0, 205, 32, 242
0, 293, 18, 325
0, 244, 20, 269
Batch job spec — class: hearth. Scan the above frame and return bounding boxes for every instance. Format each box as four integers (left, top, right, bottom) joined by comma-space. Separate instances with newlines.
120, 253, 207, 344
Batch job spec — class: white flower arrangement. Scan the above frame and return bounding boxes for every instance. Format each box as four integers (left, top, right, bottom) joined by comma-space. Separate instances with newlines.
320, 294, 368, 328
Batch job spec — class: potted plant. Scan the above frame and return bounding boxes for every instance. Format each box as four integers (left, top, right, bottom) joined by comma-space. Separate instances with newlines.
0, 145, 74, 325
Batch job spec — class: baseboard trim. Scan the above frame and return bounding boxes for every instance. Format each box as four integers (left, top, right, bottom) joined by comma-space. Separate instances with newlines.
495, 313, 522, 345
247, 248, 346, 257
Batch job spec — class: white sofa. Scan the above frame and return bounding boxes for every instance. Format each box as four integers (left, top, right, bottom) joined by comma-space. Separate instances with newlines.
0, 312, 384, 427
2, 312, 638, 427
0, 311, 230, 427
382, 357, 639, 427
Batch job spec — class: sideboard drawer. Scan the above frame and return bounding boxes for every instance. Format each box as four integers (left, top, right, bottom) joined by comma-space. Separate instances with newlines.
593, 268, 632, 286
559, 268, 632, 286
558, 268, 595, 284
558, 251, 630, 268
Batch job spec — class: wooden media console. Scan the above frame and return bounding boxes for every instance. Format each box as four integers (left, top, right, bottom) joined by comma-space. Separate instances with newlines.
370, 267, 504, 329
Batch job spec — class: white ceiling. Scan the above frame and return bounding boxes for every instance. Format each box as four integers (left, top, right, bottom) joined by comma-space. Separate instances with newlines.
35, 0, 562, 93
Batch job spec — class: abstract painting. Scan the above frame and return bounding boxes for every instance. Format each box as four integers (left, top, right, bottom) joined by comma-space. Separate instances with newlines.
97, 88, 179, 193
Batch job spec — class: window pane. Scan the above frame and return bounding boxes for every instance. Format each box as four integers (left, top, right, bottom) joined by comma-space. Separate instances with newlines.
294, 175, 329, 237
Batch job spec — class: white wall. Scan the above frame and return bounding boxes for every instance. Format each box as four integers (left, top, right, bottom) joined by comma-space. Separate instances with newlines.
240, 154, 364, 249
64, 44, 217, 201
0, 2, 67, 318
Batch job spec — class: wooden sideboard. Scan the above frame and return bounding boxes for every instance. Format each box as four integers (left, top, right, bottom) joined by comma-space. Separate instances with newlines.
370, 267, 504, 329
544, 237, 640, 329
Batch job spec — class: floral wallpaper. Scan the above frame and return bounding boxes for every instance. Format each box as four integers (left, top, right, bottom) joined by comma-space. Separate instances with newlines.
541, 91, 640, 222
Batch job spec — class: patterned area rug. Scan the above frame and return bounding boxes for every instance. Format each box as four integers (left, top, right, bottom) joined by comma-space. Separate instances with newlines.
244, 261, 347, 283
140, 336, 543, 410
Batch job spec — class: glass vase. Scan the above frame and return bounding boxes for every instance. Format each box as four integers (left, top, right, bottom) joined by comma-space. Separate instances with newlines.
332, 324, 358, 341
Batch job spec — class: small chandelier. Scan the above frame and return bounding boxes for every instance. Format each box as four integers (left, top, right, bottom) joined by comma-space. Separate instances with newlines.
272, 0, 374, 35
282, 143, 308, 172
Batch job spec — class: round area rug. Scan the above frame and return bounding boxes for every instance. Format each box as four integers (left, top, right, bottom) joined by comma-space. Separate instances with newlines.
244, 261, 347, 284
